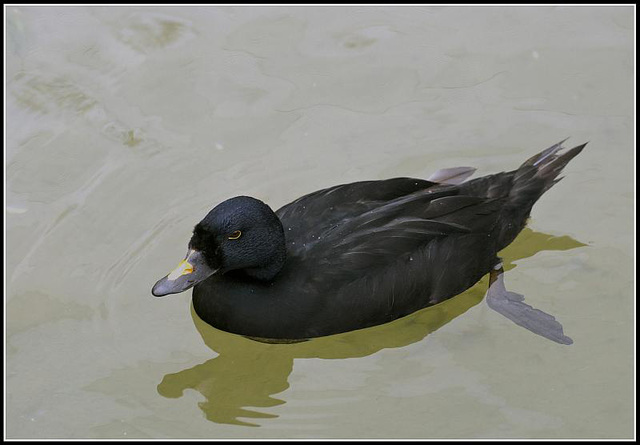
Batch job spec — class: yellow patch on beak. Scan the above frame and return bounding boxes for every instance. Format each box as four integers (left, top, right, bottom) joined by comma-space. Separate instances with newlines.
167, 259, 194, 281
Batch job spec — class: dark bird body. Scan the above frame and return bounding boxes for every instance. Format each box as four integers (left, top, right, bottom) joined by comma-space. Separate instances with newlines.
153, 141, 586, 341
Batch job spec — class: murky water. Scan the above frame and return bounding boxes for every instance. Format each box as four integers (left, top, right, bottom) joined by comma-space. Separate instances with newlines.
5, 6, 634, 439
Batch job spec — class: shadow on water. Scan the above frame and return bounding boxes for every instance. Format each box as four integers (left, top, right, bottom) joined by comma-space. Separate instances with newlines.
156, 228, 586, 427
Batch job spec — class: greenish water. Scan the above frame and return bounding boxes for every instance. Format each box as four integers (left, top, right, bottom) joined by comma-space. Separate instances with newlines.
5, 6, 635, 439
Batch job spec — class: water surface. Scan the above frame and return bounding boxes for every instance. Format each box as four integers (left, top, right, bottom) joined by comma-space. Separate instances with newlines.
5, 6, 635, 439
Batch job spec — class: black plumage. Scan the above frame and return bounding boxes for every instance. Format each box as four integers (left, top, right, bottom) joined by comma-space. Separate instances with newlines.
153, 141, 586, 341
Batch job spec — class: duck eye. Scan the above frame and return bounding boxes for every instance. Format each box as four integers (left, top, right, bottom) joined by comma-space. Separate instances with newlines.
228, 230, 242, 240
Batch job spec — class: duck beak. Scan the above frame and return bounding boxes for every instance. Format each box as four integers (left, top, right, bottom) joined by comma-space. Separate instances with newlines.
152, 249, 217, 297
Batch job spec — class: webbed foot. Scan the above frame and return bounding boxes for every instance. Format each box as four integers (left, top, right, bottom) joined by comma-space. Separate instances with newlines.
486, 264, 573, 345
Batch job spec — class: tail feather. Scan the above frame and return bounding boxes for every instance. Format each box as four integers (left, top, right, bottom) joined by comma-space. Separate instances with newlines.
522, 137, 571, 167
514, 139, 587, 197
497, 139, 587, 249
534, 141, 587, 191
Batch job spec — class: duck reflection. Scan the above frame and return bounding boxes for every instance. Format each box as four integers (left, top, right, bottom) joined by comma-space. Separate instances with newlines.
157, 228, 586, 426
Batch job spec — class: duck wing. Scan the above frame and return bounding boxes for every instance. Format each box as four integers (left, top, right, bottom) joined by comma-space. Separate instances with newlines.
276, 177, 441, 255
278, 177, 506, 282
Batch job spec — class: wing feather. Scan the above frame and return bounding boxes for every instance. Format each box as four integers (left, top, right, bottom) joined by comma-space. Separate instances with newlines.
277, 177, 507, 283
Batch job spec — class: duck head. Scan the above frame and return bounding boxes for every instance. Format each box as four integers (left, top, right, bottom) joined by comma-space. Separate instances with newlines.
152, 196, 286, 297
